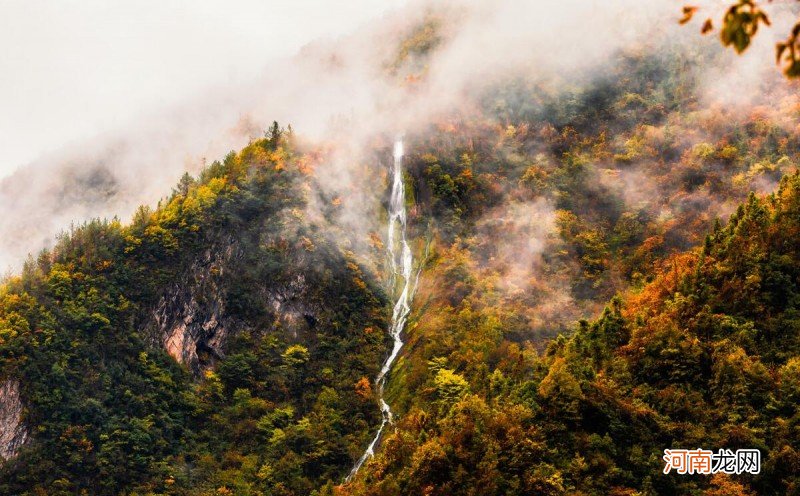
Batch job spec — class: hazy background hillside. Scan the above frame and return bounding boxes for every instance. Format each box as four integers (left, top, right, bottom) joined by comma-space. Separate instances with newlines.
0, 0, 789, 272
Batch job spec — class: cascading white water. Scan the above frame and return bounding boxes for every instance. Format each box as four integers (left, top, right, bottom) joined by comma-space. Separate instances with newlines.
347, 139, 415, 481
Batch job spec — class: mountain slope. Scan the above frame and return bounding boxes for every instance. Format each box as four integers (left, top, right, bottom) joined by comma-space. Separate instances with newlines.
0, 131, 391, 495
344, 173, 800, 495
3, 27, 800, 495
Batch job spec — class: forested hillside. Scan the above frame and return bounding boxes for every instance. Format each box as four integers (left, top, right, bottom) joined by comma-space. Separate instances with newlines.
345, 170, 800, 496
337, 41, 800, 493
2, 9, 800, 496
0, 131, 394, 494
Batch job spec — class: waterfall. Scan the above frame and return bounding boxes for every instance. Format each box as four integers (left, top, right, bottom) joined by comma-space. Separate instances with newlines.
347, 139, 415, 481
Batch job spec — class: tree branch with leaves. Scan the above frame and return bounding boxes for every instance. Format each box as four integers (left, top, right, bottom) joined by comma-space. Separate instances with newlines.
682, 0, 800, 77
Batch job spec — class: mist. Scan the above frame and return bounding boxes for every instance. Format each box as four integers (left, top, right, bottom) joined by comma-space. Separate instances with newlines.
0, 0, 794, 273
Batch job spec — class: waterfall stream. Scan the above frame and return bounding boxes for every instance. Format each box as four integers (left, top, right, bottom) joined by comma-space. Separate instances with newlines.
347, 139, 415, 481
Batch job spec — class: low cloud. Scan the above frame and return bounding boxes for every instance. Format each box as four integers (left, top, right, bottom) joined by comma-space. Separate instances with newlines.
0, 0, 791, 273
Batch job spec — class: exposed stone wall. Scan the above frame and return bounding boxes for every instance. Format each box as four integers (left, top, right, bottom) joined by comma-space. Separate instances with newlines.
148, 238, 236, 373
145, 233, 322, 375
0, 379, 27, 461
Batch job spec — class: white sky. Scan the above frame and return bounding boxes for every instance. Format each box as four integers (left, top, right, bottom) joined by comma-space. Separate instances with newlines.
0, 0, 407, 178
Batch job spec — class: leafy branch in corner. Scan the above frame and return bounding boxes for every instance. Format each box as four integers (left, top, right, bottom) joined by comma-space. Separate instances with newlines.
680, 0, 800, 77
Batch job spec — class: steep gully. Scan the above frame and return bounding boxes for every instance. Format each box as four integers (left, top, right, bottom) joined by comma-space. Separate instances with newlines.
347, 139, 418, 481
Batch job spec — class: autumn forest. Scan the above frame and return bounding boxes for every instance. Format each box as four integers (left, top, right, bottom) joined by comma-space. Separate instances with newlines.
2, 1, 800, 495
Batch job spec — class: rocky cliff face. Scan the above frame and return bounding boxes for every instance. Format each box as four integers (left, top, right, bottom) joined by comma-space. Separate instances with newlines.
145, 231, 324, 374
0, 379, 28, 461
265, 272, 322, 339
147, 236, 239, 373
